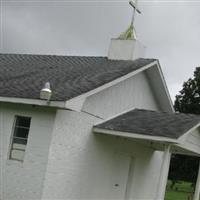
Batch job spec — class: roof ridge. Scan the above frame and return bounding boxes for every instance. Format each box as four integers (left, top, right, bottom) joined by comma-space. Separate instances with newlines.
0, 54, 157, 63
0, 53, 107, 59
134, 108, 200, 118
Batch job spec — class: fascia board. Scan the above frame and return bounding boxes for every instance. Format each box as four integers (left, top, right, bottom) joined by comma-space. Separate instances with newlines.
93, 127, 178, 143
0, 96, 66, 109
155, 61, 175, 112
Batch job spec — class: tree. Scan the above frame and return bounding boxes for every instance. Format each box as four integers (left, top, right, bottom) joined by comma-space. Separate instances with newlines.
175, 67, 200, 114
169, 67, 200, 187
169, 154, 199, 187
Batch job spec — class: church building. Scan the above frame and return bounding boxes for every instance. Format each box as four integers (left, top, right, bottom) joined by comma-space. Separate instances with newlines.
1, 1, 200, 200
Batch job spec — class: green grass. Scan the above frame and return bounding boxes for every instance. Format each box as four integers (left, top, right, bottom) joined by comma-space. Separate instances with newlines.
165, 180, 194, 200
165, 190, 190, 200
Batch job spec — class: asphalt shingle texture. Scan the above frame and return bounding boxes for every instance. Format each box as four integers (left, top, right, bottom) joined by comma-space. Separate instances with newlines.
94, 109, 200, 139
0, 54, 156, 101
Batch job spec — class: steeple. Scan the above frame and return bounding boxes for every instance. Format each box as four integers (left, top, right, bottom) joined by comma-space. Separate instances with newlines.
108, 0, 145, 60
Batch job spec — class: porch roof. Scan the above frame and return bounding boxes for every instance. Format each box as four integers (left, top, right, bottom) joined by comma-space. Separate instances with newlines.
93, 109, 200, 140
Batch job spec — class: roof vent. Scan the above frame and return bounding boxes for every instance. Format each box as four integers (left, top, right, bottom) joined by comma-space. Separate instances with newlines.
40, 82, 52, 102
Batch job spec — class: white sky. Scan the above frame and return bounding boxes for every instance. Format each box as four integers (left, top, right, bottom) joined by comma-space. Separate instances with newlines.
1, 0, 200, 102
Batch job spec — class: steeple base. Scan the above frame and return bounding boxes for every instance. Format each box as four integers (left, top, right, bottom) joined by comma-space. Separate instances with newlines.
108, 38, 146, 60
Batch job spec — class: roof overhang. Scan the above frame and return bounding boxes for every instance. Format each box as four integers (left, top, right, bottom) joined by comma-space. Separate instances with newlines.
145, 61, 174, 112
93, 127, 178, 143
93, 124, 200, 157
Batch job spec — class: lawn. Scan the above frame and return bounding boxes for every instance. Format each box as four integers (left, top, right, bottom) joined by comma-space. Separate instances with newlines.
165, 180, 194, 200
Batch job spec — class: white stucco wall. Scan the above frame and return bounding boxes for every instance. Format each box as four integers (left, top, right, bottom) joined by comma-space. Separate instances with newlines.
0, 103, 56, 200
82, 71, 160, 119
42, 110, 163, 200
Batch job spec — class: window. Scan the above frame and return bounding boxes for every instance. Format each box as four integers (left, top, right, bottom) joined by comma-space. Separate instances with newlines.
9, 116, 31, 161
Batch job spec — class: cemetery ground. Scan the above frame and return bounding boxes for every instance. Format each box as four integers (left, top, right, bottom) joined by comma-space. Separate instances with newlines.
165, 180, 194, 200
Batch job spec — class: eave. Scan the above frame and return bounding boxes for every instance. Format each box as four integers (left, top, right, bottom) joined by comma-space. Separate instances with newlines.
0, 96, 66, 109
93, 124, 200, 157
93, 127, 178, 143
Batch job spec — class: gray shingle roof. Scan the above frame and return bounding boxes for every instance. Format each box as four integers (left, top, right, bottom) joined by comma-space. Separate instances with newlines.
0, 54, 156, 101
94, 109, 200, 139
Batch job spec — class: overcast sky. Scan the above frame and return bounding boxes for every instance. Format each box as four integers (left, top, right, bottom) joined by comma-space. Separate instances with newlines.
1, 0, 200, 102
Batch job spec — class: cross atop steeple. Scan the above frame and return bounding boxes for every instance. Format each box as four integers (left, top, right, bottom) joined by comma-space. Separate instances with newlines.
129, 0, 141, 28
118, 0, 141, 40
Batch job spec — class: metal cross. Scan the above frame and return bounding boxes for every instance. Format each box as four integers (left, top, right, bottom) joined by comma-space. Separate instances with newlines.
118, 0, 141, 40
129, 0, 141, 28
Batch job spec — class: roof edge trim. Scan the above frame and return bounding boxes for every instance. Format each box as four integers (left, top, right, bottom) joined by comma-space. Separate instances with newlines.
0, 96, 66, 108
93, 127, 178, 143
156, 61, 175, 112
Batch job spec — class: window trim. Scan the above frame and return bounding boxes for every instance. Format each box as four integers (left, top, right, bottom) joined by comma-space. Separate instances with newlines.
9, 115, 31, 162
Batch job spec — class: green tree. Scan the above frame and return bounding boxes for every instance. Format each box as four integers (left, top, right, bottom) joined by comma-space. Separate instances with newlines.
169, 67, 200, 187
175, 67, 200, 114
169, 155, 199, 187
